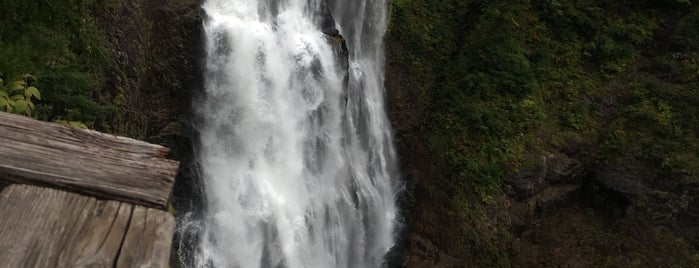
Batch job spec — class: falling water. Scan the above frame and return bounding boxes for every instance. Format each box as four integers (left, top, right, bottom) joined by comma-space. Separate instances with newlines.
194, 0, 397, 267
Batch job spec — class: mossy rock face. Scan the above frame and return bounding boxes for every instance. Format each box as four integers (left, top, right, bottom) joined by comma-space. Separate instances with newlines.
503, 152, 584, 201
385, 0, 699, 266
94, 0, 202, 143
0, 0, 110, 125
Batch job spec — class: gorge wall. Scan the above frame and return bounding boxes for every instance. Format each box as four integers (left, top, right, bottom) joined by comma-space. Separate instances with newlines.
5, 0, 699, 267
384, 0, 699, 267
69, 1, 699, 267
95, 0, 202, 160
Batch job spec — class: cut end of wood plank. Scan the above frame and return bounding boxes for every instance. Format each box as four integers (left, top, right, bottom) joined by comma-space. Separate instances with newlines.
0, 112, 172, 152
0, 112, 180, 208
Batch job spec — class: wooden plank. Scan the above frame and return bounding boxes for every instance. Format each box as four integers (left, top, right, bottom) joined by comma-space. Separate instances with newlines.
0, 112, 179, 208
0, 185, 175, 267
0, 184, 127, 267
116, 206, 176, 268
0, 180, 8, 192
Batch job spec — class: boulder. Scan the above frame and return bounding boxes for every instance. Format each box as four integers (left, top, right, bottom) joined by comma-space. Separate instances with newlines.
316, 2, 339, 37
593, 157, 650, 196
535, 185, 581, 215
504, 153, 583, 200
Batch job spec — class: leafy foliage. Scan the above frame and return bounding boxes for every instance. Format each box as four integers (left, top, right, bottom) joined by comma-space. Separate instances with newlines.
388, 0, 699, 265
0, 0, 110, 126
389, 0, 699, 199
0, 74, 41, 115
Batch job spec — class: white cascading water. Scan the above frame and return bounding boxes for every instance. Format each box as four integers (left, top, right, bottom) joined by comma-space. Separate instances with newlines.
195, 0, 398, 267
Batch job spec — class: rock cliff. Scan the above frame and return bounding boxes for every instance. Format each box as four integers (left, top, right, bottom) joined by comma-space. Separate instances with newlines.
84, 1, 699, 267
95, 0, 201, 160
384, 1, 699, 267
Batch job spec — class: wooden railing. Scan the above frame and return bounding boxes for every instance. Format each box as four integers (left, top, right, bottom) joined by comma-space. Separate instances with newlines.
0, 112, 180, 267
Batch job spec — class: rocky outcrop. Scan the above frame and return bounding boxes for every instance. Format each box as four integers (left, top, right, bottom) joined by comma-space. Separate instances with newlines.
508, 154, 699, 267
383, 0, 699, 264
594, 157, 651, 197
95, 0, 201, 160
503, 153, 583, 201
83, 0, 699, 266
316, 2, 340, 37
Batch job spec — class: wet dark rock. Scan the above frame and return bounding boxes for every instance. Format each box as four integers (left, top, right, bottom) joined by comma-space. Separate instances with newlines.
402, 234, 463, 268
547, 154, 585, 184
584, 179, 631, 218
316, 0, 348, 83
593, 157, 650, 196
95, 0, 202, 158
583, 157, 650, 219
322, 28, 340, 36
503, 170, 548, 201
503, 153, 583, 200
535, 185, 581, 215
508, 201, 533, 234
316, 1, 340, 37
640, 171, 699, 248
672, 178, 699, 248
324, 32, 349, 101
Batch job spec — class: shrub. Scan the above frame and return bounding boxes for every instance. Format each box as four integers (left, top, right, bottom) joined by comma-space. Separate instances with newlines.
0, 74, 41, 116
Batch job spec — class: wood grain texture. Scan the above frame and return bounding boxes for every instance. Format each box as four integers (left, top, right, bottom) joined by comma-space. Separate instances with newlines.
0, 185, 175, 267
0, 180, 8, 192
0, 112, 179, 208
116, 207, 176, 268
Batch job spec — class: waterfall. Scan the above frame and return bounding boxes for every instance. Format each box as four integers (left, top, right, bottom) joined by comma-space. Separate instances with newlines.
193, 0, 398, 267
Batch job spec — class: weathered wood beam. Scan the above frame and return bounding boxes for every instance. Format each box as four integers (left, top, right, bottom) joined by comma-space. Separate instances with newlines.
0, 112, 179, 208
0, 185, 174, 267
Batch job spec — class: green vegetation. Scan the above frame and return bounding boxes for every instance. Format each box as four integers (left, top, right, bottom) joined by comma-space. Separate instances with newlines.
1, 0, 696, 265
390, 0, 699, 200
0, 0, 110, 126
515, 206, 699, 267
0, 74, 41, 115
387, 0, 699, 265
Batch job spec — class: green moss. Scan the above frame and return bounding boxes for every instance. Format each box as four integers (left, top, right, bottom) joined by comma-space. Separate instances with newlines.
389, 0, 699, 202
388, 0, 699, 264
454, 195, 512, 267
